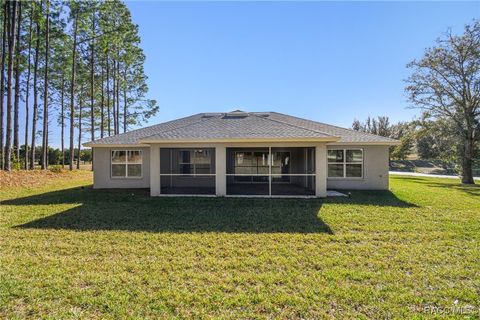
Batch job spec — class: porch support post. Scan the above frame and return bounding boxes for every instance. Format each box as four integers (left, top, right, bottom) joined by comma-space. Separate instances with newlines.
215, 145, 226, 196
315, 143, 327, 198
150, 144, 160, 196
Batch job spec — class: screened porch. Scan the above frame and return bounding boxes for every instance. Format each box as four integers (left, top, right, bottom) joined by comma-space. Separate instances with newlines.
226, 147, 316, 196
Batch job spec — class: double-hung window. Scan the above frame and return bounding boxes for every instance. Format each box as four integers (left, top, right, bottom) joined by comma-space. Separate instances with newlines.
111, 150, 143, 178
327, 149, 363, 178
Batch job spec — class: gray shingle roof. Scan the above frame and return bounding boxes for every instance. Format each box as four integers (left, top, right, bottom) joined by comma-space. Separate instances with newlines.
84, 111, 399, 146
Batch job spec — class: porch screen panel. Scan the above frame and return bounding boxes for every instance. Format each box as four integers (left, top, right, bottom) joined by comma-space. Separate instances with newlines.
270, 147, 316, 196
226, 148, 269, 195
160, 148, 215, 195
226, 147, 315, 196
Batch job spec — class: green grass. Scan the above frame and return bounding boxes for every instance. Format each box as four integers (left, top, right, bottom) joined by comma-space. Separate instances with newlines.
1, 172, 479, 319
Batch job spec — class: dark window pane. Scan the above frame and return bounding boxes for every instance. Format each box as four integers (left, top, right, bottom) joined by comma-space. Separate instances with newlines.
234, 175, 252, 182
112, 164, 126, 177
346, 164, 362, 177
179, 164, 193, 174
253, 176, 269, 182
127, 164, 142, 177
328, 150, 344, 162
346, 150, 363, 162
328, 164, 344, 177
180, 151, 191, 163
112, 151, 126, 163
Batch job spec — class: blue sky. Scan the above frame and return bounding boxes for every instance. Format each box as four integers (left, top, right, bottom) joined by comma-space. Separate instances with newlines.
124, 1, 478, 131
31, 1, 480, 147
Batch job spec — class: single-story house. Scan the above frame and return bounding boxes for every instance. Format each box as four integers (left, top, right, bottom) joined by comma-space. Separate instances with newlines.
83, 111, 399, 197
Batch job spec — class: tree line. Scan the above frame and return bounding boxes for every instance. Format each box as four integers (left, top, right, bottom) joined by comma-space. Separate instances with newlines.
0, 0, 158, 171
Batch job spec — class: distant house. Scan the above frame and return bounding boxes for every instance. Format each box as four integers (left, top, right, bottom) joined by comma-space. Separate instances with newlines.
84, 111, 399, 197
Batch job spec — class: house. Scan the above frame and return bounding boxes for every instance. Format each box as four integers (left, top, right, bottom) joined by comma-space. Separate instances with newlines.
83, 111, 399, 197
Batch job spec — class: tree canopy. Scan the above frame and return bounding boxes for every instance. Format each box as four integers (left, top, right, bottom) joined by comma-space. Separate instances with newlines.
0, 0, 158, 171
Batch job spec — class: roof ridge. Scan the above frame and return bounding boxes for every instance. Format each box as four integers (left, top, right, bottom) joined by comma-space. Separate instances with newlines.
250, 113, 336, 137
269, 111, 397, 141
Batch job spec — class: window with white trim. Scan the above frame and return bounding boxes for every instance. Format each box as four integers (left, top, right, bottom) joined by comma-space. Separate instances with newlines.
111, 150, 143, 178
327, 149, 363, 178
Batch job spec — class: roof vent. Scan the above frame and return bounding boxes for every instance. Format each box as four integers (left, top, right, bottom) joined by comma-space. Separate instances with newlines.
256, 113, 270, 118
201, 113, 216, 119
223, 110, 248, 119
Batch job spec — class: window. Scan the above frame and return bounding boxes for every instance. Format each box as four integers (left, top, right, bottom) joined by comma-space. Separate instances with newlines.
177, 149, 212, 175
328, 149, 363, 178
111, 150, 142, 178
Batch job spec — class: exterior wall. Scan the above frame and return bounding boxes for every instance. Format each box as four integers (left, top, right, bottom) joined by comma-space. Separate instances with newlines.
92, 147, 151, 189
326, 145, 389, 190
92, 143, 391, 193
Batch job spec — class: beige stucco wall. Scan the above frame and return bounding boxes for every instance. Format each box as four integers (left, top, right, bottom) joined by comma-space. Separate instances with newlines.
326, 145, 389, 190
92, 147, 150, 189
92, 143, 390, 193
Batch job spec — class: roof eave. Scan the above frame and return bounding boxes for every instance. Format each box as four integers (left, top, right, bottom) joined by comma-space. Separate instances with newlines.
327, 140, 401, 146
82, 142, 151, 148
138, 137, 341, 144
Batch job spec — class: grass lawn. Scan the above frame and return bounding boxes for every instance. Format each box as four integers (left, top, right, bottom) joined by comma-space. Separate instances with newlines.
1, 171, 479, 319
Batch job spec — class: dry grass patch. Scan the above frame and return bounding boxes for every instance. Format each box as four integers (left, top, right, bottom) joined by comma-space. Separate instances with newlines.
0, 169, 92, 189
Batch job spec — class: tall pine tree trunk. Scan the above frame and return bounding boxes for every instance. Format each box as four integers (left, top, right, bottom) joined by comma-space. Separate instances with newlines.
41, 0, 50, 170
5, 0, 18, 171
13, 1, 21, 161
69, 10, 78, 171
90, 14, 95, 170
60, 76, 65, 168
30, 16, 40, 170
0, 2, 8, 170
116, 60, 120, 134
77, 92, 82, 170
24, 6, 33, 170
123, 68, 127, 133
106, 55, 110, 136
100, 63, 104, 138
112, 59, 116, 135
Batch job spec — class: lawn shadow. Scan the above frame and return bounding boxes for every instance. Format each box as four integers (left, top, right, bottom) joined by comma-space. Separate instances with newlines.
6, 186, 415, 234
7, 187, 331, 233
324, 190, 418, 208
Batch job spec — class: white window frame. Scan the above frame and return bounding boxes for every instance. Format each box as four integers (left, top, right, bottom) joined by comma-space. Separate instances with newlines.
327, 148, 364, 179
111, 150, 143, 179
